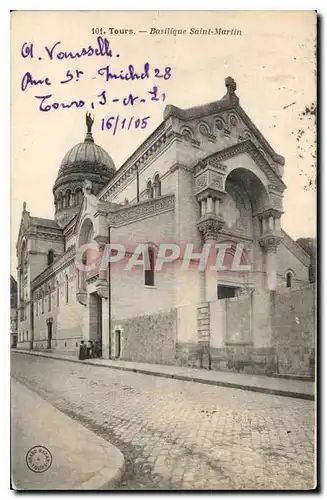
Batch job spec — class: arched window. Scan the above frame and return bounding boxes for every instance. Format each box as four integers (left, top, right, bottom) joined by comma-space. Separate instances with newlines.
154, 174, 161, 198
81, 254, 87, 290
35, 298, 38, 317
65, 275, 69, 303
144, 246, 155, 286
286, 271, 292, 288
75, 188, 83, 205
42, 293, 44, 314
57, 282, 60, 307
48, 286, 51, 311
147, 180, 154, 199
66, 189, 72, 208
47, 249, 54, 266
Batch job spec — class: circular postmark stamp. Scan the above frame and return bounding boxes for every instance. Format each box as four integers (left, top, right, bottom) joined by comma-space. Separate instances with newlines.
26, 445, 52, 473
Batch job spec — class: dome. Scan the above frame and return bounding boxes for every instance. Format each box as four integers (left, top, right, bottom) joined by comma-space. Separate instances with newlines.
53, 114, 116, 227
58, 140, 116, 179
54, 130, 116, 192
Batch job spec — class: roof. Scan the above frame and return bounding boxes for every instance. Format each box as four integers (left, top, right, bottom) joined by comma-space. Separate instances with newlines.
59, 140, 115, 176
98, 76, 285, 202
30, 217, 61, 229
281, 229, 311, 267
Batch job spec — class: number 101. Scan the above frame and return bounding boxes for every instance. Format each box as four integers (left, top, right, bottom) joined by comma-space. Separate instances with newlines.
92, 28, 104, 35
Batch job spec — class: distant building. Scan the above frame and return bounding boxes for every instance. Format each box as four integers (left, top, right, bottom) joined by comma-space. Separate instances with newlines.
15, 77, 314, 375
10, 275, 18, 348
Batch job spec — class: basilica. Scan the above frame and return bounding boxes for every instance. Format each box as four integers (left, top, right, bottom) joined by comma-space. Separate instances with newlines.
16, 77, 314, 376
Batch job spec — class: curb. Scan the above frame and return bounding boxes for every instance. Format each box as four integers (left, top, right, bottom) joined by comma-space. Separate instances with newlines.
11, 377, 125, 491
78, 454, 125, 490
12, 349, 314, 401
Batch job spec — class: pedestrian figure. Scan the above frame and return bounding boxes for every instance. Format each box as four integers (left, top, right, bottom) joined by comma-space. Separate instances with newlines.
78, 340, 87, 360
94, 340, 101, 358
86, 340, 93, 359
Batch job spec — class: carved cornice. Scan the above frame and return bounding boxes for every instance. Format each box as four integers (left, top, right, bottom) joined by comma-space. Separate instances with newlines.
108, 194, 174, 226
201, 140, 286, 192
76, 289, 88, 306
195, 188, 226, 203
259, 234, 282, 253
256, 208, 284, 220
169, 162, 193, 174
194, 160, 227, 176
95, 278, 109, 299
33, 231, 65, 242
53, 167, 111, 192
197, 214, 225, 241
31, 245, 76, 290
86, 273, 99, 285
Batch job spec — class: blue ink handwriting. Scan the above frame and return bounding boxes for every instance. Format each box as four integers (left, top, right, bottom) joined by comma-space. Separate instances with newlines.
100, 115, 151, 136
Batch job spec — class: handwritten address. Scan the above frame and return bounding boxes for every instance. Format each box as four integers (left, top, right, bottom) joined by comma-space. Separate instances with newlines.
19, 36, 173, 135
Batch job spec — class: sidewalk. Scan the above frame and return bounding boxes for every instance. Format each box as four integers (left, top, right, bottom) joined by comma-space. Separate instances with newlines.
13, 349, 315, 401
11, 378, 125, 490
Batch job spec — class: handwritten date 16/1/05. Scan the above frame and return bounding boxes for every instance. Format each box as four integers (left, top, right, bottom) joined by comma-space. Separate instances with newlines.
101, 115, 150, 136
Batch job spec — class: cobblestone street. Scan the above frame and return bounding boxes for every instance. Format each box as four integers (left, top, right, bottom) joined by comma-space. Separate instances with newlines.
11, 352, 315, 490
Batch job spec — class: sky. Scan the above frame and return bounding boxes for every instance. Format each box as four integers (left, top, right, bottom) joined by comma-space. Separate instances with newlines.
11, 10, 316, 276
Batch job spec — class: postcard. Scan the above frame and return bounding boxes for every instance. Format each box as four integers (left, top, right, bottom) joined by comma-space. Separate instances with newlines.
11, 10, 316, 491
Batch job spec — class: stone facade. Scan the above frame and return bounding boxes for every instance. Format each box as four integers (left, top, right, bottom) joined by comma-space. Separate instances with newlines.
112, 310, 177, 365
271, 285, 315, 376
15, 77, 314, 376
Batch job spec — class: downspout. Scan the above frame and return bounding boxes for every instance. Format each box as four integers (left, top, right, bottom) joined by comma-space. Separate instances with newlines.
136, 165, 140, 203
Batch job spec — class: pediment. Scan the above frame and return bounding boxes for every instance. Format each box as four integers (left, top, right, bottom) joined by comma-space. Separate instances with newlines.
165, 84, 284, 179
205, 140, 286, 193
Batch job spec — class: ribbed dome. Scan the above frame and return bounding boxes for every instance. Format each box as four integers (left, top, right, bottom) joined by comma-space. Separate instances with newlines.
53, 117, 116, 227
53, 128, 116, 194
58, 140, 115, 178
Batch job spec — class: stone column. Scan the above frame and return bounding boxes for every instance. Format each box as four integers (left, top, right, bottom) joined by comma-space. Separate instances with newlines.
94, 238, 109, 299
257, 209, 282, 292
259, 235, 281, 291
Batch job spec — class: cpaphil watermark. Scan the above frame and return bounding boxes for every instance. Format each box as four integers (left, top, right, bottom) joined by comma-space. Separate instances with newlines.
75, 240, 251, 274
26, 445, 52, 473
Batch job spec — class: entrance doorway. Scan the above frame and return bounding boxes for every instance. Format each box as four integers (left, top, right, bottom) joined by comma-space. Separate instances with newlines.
217, 285, 238, 300
89, 293, 103, 356
47, 321, 52, 349
115, 330, 121, 359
